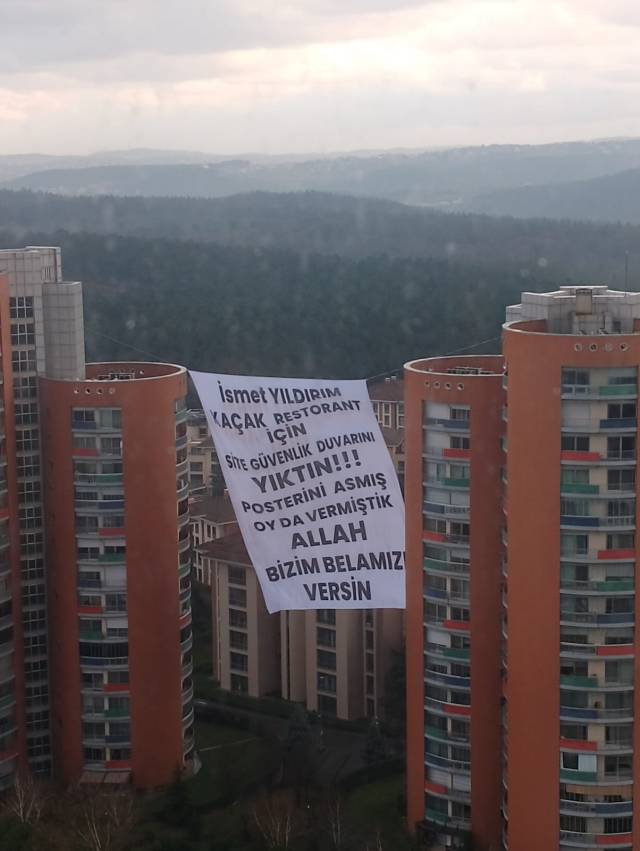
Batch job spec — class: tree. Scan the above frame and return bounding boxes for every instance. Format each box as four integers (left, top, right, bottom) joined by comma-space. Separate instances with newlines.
64, 785, 136, 851
285, 703, 310, 749
5, 773, 49, 827
162, 767, 192, 829
361, 720, 386, 764
253, 791, 300, 849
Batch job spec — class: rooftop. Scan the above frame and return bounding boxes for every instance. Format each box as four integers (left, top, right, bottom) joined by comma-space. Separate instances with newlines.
506, 286, 640, 335
196, 532, 250, 566
381, 426, 404, 448
189, 494, 237, 525
368, 377, 404, 402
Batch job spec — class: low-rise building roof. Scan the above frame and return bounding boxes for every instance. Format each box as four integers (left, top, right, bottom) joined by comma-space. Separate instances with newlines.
368, 378, 404, 403
196, 532, 251, 567
189, 494, 237, 525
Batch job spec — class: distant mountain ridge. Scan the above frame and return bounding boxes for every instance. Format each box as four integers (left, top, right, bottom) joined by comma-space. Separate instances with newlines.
6, 138, 640, 205
463, 168, 640, 224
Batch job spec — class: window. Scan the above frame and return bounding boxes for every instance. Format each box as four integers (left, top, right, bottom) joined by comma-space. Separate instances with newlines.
228, 566, 246, 586
26, 710, 49, 734
24, 634, 47, 657
604, 817, 633, 834
109, 747, 131, 761
608, 436, 636, 460
105, 594, 126, 613
561, 468, 590, 485
450, 407, 470, 421
16, 428, 39, 451
27, 735, 51, 758
22, 585, 45, 607
99, 409, 122, 429
102, 515, 124, 528
560, 499, 589, 517
562, 368, 590, 388
17, 455, 40, 478
19, 506, 43, 529
398, 403, 404, 427
230, 674, 248, 693
365, 631, 374, 650
76, 516, 99, 533
450, 436, 470, 450
12, 350, 36, 373
25, 660, 48, 682
9, 296, 34, 319
230, 652, 248, 672
228, 587, 247, 607
317, 695, 337, 715
316, 609, 336, 625
608, 469, 635, 491
560, 534, 588, 556
606, 597, 634, 614
108, 696, 129, 711
72, 409, 96, 424
73, 436, 96, 450
317, 649, 336, 670
366, 698, 375, 716
449, 463, 469, 480
561, 752, 596, 772
366, 675, 374, 696
20, 532, 43, 556
14, 403, 38, 425
608, 500, 635, 520
608, 403, 637, 420
317, 627, 336, 648
25, 685, 48, 708
381, 403, 391, 428
13, 376, 37, 399
561, 436, 590, 452
190, 461, 204, 472
21, 557, 44, 581
83, 747, 105, 763
10, 323, 35, 345
365, 653, 374, 674
229, 630, 248, 650
559, 815, 587, 832
100, 437, 122, 455
108, 722, 130, 737
604, 754, 633, 777
229, 609, 247, 629
606, 533, 634, 550
82, 722, 105, 738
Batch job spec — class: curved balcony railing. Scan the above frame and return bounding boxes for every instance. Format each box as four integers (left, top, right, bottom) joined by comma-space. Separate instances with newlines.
559, 705, 634, 721
424, 695, 471, 716
424, 671, 470, 689
424, 752, 470, 773
561, 549, 635, 563
560, 578, 634, 593
560, 611, 634, 626
423, 557, 469, 575
560, 830, 632, 848
423, 501, 470, 518
559, 674, 633, 690
560, 799, 632, 815
560, 641, 634, 658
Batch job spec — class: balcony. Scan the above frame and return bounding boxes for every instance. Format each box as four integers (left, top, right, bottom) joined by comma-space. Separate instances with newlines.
79, 656, 128, 668
560, 611, 634, 626
425, 643, 470, 661
560, 548, 635, 562
423, 501, 469, 518
560, 641, 634, 658
424, 725, 470, 746
424, 695, 471, 717
424, 476, 469, 489
424, 753, 470, 773
560, 799, 632, 815
178, 561, 191, 578
175, 435, 188, 450
422, 531, 470, 546
75, 473, 123, 485
104, 707, 129, 718
560, 578, 634, 593
559, 706, 633, 722
423, 447, 470, 460
425, 671, 470, 689
75, 500, 125, 512
559, 674, 633, 690
423, 418, 470, 432
560, 515, 635, 530
423, 557, 469, 575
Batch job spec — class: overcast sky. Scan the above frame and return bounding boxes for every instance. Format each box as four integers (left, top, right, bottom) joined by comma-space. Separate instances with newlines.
2, 0, 640, 155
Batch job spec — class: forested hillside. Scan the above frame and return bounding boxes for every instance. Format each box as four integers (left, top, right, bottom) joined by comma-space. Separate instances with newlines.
464, 168, 640, 224
0, 189, 637, 287
0, 229, 555, 379
6, 138, 640, 205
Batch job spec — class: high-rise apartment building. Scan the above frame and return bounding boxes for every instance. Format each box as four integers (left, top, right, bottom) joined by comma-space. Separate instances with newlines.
0, 247, 192, 790
198, 534, 404, 721
406, 285, 640, 850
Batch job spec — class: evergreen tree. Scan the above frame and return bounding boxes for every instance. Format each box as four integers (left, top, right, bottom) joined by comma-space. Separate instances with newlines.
162, 767, 192, 829
285, 703, 311, 749
361, 719, 386, 764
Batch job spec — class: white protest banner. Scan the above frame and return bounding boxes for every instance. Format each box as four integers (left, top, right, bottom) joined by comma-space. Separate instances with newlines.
190, 372, 405, 613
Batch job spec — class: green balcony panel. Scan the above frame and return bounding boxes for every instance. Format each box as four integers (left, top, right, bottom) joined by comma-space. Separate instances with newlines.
597, 580, 634, 592
0, 694, 14, 709
560, 483, 600, 495
104, 708, 129, 718
425, 809, 448, 825
424, 725, 446, 739
599, 385, 638, 397
98, 553, 125, 563
559, 769, 598, 783
443, 647, 470, 660
98, 474, 123, 484
559, 675, 598, 688
78, 631, 105, 641
443, 478, 470, 488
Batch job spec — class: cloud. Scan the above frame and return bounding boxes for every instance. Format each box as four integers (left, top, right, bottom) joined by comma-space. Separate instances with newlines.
2, 0, 640, 154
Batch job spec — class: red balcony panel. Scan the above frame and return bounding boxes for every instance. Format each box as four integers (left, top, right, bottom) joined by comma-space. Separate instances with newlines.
442, 448, 470, 459
597, 644, 634, 656
78, 605, 102, 615
444, 704, 471, 716
103, 683, 129, 693
422, 531, 445, 543
559, 738, 597, 751
596, 835, 632, 846
598, 549, 635, 560
179, 611, 192, 627
73, 448, 98, 457
99, 527, 125, 537
443, 620, 470, 631
424, 780, 447, 795
105, 760, 132, 770
561, 450, 600, 462
502, 680, 508, 698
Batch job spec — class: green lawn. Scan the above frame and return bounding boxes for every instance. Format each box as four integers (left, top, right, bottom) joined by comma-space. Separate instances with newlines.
194, 720, 254, 750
